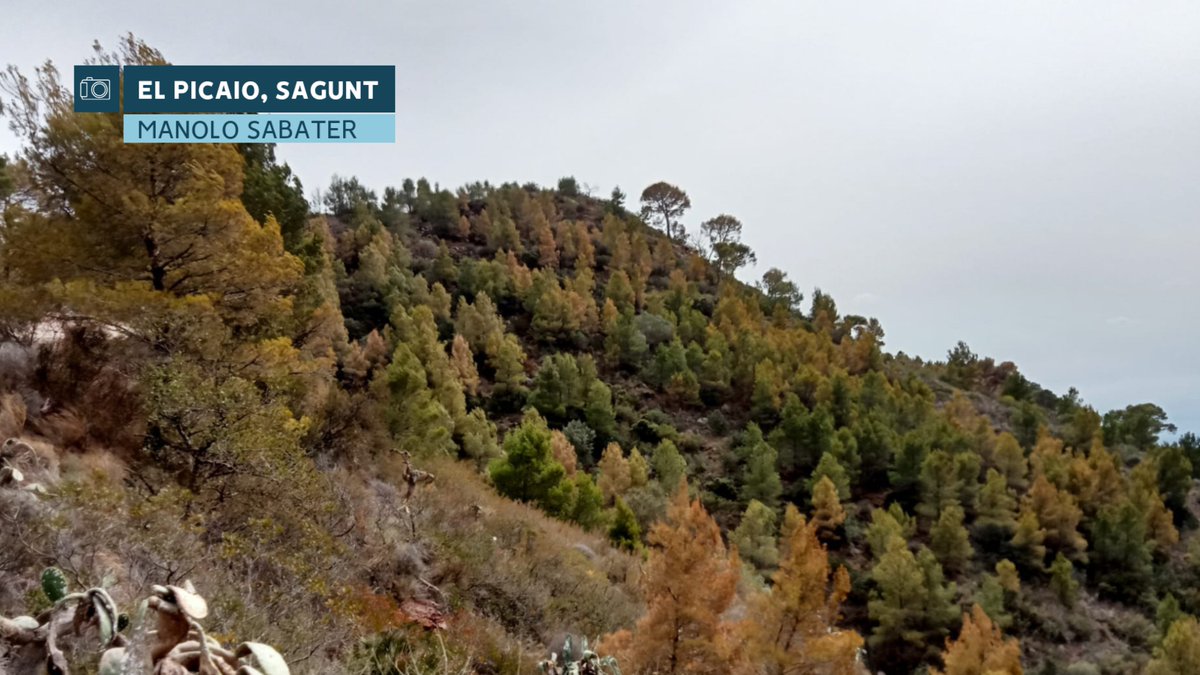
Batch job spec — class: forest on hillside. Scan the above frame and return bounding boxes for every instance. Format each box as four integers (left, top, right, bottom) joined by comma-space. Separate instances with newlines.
2, 37, 1199, 675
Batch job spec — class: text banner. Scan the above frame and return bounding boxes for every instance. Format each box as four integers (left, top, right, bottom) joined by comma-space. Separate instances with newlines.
124, 114, 396, 143
122, 65, 396, 113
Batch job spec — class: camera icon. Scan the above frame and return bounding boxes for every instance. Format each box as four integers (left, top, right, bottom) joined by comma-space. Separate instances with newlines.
78, 76, 112, 101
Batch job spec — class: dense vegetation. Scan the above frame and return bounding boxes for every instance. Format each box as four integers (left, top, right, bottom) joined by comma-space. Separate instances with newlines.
1, 36, 1199, 675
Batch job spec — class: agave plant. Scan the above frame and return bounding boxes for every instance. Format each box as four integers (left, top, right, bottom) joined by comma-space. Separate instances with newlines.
0, 569, 291, 675
0, 568, 121, 674
99, 583, 290, 675
537, 635, 621, 675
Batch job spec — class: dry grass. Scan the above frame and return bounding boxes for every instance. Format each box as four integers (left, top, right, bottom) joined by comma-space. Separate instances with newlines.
391, 456, 642, 647
0, 441, 645, 675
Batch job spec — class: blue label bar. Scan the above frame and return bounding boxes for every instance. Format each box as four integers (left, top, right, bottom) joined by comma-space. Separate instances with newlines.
123, 66, 395, 113
124, 114, 395, 143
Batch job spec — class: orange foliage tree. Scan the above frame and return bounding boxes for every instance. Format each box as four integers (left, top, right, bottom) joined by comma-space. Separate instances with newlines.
738, 505, 863, 675
931, 604, 1022, 675
602, 481, 740, 674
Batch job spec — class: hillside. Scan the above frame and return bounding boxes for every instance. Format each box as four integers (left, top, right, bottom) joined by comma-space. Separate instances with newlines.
2, 38, 1200, 675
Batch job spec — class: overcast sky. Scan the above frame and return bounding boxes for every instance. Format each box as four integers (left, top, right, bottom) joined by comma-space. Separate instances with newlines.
2, 1, 1197, 435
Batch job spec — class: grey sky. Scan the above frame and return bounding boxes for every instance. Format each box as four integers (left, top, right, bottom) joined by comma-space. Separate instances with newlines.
2, 1, 1197, 435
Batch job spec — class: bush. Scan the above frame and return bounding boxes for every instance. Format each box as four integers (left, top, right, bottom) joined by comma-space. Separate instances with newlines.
634, 312, 674, 346
563, 420, 597, 468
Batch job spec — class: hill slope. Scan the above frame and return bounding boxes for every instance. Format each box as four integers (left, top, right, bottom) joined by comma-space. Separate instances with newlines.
2, 38, 1199, 675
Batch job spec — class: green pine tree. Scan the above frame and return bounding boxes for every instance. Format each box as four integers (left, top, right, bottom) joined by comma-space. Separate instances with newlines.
732, 499, 780, 570
489, 411, 570, 511
609, 497, 643, 552
739, 424, 783, 509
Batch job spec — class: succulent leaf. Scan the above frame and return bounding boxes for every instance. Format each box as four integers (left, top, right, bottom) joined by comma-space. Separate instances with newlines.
41, 567, 68, 602
237, 642, 290, 675
93, 595, 113, 646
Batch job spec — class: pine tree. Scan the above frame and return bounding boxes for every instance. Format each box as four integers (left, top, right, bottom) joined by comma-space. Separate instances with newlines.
487, 332, 529, 400
930, 504, 973, 575
427, 282, 453, 321
556, 220, 578, 264
608, 497, 643, 552
739, 505, 863, 675
450, 334, 480, 397
575, 220, 596, 270
918, 450, 964, 520
1049, 553, 1079, 608
830, 427, 863, 490
603, 482, 739, 675
1146, 617, 1200, 675
459, 407, 500, 466
666, 370, 702, 406
976, 469, 1018, 535
809, 452, 852, 501
739, 424, 783, 509
996, 559, 1021, 593
534, 216, 558, 269
1030, 429, 1073, 490
811, 476, 847, 539
488, 213, 521, 253
628, 446, 651, 488
600, 297, 620, 334
866, 506, 912, 560
563, 420, 597, 468
532, 282, 580, 341
529, 353, 586, 422
1024, 474, 1087, 563
653, 439, 688, 490
455, 292, 505, 354
930, 604, 1022, 675
975, 575, 1013, 631
375, 342, 455, 455
1090, 498, 1152, 602
868, 542, 959, 672
1130, 463, 1180, 554
0, 37, 303, 333
605, 270, 636, 313
597, 442, 633, 504
751, 359, 787, 423
991, 432, 1029, 492
1010, 507, 1048, 572
432, 242, 459, 286
650, 338, 691, 389
550, 430, 578, 476
393, 305, 467, 423
605, 310, 649, 368
566, 472, 605, 531
731, 499, 780, 570
1082, 438, 1125, 517
489, 411, 569, 512
1157, 594, 1183, 643
585, 379, 618, 441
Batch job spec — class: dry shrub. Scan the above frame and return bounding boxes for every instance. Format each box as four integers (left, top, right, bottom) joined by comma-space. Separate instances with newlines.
1, 413, 643, 675
0, 342, 34, 392
0, 471, 361, 674
345, 612, 533, 675
392, 457, 642, 653
38, 407, 87, 449
58, 448, 127, 485
0, 488, 48, 609
76, 365, 143, 451
0, 392, 27, 438
31, 325, 144, 453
